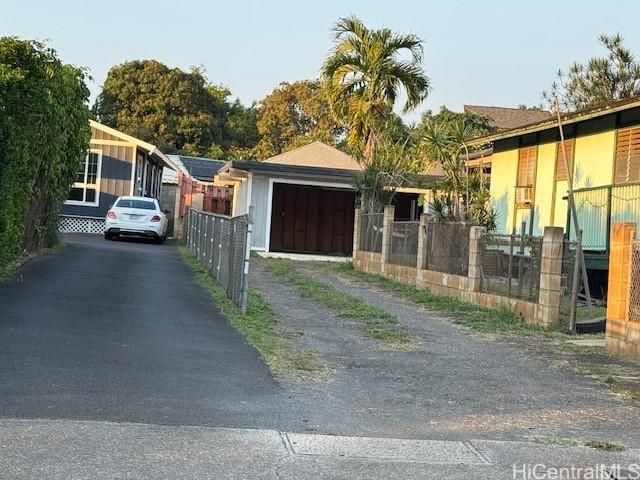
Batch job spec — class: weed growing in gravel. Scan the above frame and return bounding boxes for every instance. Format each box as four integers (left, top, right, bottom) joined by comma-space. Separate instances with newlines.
265, 259, 410, 345
328, 262, 542, 335
583, 439, 625, 451
179, 245, 328, 379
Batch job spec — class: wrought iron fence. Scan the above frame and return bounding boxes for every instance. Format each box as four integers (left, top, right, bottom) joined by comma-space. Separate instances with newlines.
479, 232, 543, 302
388, 221, 419, 267
360, 213, 384, 253
422, 221, 472, 276
629, 242, 640, 322
185, 208, 251, 311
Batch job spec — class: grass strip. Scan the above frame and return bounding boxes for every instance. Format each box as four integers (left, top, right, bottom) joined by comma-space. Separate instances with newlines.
326, 262, 548, 335
264, 259, 410, 345
178, 245, 327, 379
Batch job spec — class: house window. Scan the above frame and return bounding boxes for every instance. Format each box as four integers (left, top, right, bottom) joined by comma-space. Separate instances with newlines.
554, 139, 574, 180
516, 146, 536, 207
66, 150, 101, 206
614, 126, 640, 184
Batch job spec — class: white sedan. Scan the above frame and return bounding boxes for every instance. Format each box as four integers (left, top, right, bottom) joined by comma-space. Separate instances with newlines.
104, 196, 169, 243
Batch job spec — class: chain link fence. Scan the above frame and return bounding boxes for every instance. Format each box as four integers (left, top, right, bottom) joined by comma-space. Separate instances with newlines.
479, 232, 543, 302
423, 221, 472, 276
388, 221, 419, 267
629, 242, 640, 322
360, 213, 384, 253
185, 208, 251, 311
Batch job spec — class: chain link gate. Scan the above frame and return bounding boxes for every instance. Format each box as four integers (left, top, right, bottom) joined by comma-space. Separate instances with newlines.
184, 208, 252, 312
629, 241, 640, 323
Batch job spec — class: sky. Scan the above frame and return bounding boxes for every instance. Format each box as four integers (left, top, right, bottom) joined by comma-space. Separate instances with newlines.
4, 0, 640, 123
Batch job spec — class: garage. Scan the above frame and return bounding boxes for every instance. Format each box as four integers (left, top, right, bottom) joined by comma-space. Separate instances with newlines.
269, 183, 355, 255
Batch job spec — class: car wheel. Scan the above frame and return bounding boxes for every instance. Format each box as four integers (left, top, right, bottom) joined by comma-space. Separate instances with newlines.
104, 232, 111, 240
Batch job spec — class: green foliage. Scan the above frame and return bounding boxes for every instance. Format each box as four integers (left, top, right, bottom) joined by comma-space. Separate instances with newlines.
265, 259, 410, 344
254, 80, 344, 159
178, 245, 327, 378
322, 16, 430, 162
330, 262, 544, 335
93, 61, 259, 158
417, 106, 496, 228
353, 138, 422, 213
0, 37, 90, 273
543, 33, 640, 111
415, 106, 495, 138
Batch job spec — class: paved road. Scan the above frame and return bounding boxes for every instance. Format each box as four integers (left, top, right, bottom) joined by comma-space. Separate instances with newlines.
0, 235, 286, 428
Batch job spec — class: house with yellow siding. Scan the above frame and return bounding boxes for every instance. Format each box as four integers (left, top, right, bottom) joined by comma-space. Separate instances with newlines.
474, 97, 640, 272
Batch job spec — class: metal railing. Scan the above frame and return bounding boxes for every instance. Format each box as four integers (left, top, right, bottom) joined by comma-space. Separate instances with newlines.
360, 213, 384, 253
422, 221, 472, 276
479, 232, 543, 302
388, 221, 419, 267
571, 183, 640, 251
185, 208, 252, 312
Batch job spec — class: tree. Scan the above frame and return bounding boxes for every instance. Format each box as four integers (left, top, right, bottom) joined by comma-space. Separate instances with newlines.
208, 85, 260, 155
0, 38, 90, 270
543, 34, 640, 111
353, 138, 423, 213
254, 80, 344, 159
322, 16, 430, 164
93, 61, 229, 156
418, 107, 495, 227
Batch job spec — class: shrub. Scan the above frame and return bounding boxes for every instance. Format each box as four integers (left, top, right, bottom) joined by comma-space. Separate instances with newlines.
0, 37, 90, 271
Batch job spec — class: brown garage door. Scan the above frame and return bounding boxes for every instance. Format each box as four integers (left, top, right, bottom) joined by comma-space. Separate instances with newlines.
269, 183, 355, 255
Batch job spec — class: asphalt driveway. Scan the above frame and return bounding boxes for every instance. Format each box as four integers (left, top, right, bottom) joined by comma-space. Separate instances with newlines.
0, 235, 286, 428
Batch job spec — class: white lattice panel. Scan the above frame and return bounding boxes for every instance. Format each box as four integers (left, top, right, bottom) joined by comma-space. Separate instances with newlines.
58, 215, 105, 234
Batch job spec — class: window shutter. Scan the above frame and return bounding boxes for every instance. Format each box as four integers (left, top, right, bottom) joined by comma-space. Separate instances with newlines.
615, 127, 640, 184
554, 139, 574, 180
517, 147, 536, 187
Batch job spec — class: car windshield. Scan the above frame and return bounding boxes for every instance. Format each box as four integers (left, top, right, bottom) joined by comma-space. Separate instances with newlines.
116, 199, 156, 210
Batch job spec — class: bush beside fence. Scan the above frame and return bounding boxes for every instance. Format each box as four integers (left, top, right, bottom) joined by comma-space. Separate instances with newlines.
184, 208, 251, 311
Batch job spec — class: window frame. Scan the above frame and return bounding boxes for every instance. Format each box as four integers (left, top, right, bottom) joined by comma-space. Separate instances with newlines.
554, 138, 575, 181
65, 149, 102, 207
515, 146, 537, 209
614, 126, 640, 185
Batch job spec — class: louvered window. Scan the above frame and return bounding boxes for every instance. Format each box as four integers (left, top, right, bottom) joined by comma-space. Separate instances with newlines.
554, 139, 574, 180
516, 147, 536, 206
615, 127, 640, 184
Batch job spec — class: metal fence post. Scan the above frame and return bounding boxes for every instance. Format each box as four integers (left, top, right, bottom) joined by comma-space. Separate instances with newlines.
240, 207, 253, 313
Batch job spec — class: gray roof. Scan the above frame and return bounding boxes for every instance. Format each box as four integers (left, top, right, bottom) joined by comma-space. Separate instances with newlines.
165, 155, 226, 182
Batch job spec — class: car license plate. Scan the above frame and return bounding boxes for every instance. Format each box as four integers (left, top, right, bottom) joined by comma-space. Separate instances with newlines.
129, 214, 140, 220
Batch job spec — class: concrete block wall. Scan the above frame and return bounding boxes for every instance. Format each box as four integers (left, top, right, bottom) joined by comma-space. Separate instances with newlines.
352, 208, 561, 327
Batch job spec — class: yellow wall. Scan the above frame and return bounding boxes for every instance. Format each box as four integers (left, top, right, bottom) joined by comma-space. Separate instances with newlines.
573, 131, 616, 189
531, 142, 556, 235
490, 129, 617, 235
489, 149, 518, 234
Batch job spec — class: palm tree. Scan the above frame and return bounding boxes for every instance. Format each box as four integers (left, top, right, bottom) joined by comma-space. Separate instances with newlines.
322, 16, 430, 164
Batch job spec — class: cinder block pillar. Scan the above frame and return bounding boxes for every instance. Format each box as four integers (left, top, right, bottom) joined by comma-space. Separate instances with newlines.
607, 223, 637, 323
536, 226, 564, 327
468, 226, 486, 292
381, 205, 395, 272
353, 208, 362, 256
416, 214, 428, 270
